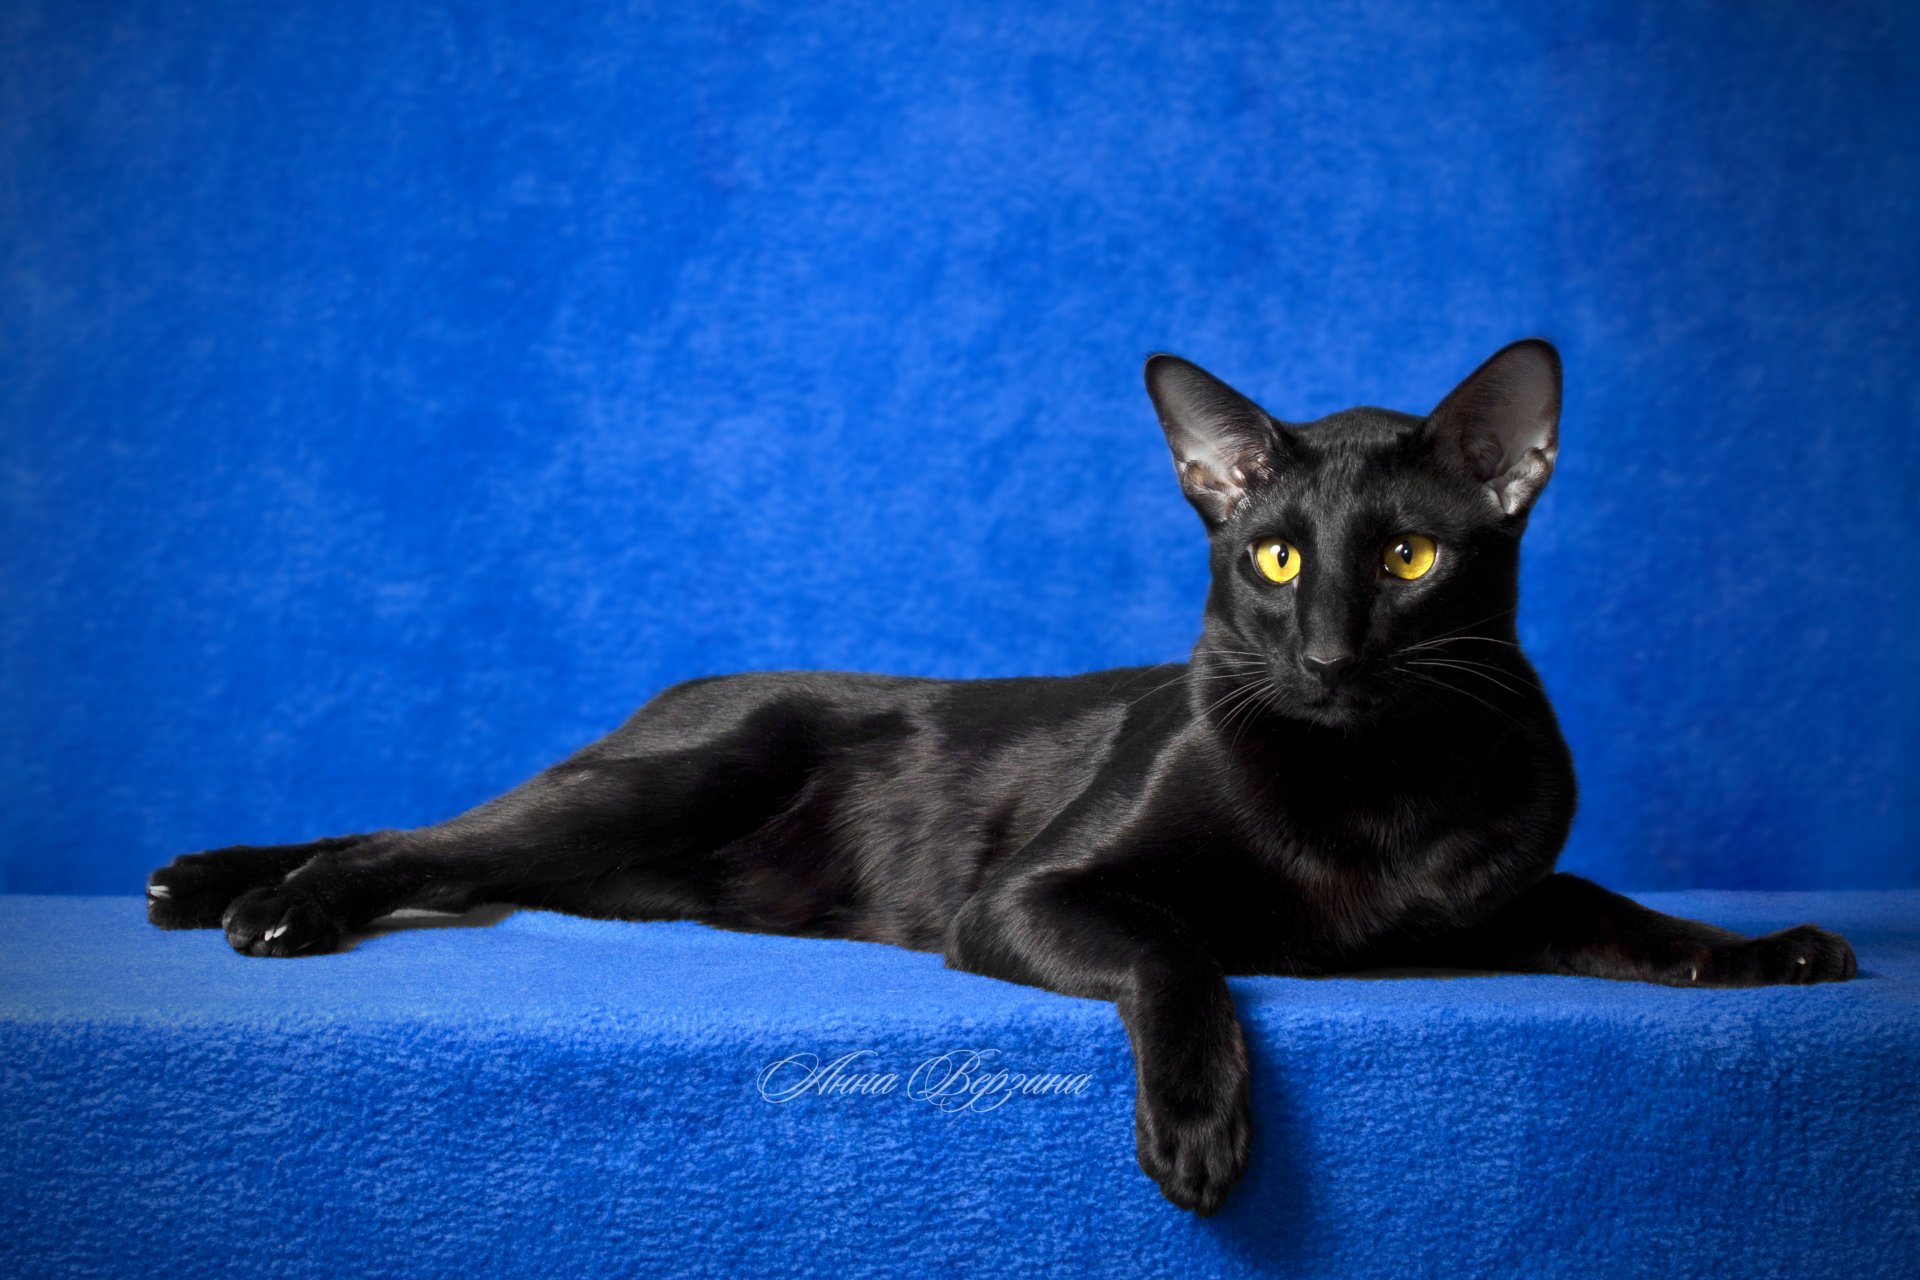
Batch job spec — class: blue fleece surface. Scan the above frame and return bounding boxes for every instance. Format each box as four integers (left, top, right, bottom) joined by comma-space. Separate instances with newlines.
2, 2, 1917, 896
3, 892, 1916, 1278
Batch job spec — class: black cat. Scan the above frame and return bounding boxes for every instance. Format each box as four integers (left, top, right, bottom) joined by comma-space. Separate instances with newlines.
146, 339, 1857, 1215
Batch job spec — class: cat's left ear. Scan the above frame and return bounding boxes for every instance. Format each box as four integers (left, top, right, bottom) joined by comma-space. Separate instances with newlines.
1145, 355, 1285, 528
1426, 339, 1562, 518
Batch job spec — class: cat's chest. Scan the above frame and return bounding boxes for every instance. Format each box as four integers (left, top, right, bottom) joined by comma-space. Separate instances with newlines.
1268, 736, 1473, 853
1238, 742, 1532, 951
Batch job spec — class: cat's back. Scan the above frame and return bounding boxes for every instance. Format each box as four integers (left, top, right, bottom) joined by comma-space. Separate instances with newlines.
604, 662, 1185, 749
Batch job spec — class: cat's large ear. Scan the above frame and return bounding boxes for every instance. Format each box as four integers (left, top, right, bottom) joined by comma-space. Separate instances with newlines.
1144, 355, 1284, 528
1426, 339, 1562, 518
1428, 339, 1559, 521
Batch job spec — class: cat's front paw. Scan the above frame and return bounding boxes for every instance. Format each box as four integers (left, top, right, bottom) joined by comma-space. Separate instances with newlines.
1684, 924, 1857, 987
1124, 981, 1254, 1214
221, 885, 346, 958
1134, 1058, 1252, 1216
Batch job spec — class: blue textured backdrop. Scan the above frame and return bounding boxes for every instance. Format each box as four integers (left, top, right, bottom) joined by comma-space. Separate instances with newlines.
2, 1, 1915, 893
6, 892, 1918, 1277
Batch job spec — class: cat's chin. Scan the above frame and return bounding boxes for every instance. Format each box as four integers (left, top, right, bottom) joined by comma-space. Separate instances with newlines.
1272, 688, 1390, 731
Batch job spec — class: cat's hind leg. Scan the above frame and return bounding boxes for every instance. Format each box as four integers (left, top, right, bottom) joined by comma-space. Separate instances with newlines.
146, 835, 373, 930
208, 678, 853, 957
211, 774, 655, 958
216, 741, 799, 956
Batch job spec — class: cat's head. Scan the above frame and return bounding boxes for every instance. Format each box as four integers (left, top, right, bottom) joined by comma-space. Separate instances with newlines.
1145, 340, 1560, 729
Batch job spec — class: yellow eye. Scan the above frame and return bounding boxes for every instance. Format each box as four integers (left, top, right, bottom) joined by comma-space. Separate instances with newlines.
1383, 534, 1437, 580
1252, 539, 1302, 584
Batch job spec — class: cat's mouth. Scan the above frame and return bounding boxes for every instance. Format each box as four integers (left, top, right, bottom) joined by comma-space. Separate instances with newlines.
1279, 677, 1387, 727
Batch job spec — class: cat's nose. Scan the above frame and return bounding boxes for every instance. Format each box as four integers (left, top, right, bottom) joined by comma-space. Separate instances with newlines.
1301, 649, 1355, 686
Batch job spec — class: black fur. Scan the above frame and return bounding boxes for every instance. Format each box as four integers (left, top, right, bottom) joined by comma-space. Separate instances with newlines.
146, 339, 1857, 1215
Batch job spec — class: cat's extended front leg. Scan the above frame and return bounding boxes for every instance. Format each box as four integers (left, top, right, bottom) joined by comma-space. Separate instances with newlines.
946, 868, 1251, 1216
1431, 872, 1857, 986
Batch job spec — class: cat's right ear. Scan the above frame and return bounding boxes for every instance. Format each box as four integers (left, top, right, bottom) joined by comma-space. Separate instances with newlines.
1144, 355, 1284, 528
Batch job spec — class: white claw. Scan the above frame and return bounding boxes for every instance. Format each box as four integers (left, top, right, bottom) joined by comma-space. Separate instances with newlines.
1797, 956, 1809, 966
1689, 966, 1699, 982
264, 923, 287, 941
147, 884, 170, 899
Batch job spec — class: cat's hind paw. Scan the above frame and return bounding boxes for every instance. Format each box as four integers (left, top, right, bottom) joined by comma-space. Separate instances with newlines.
147, 848, 267, 930
221, 886, 346, 958
147, 838, 362, 932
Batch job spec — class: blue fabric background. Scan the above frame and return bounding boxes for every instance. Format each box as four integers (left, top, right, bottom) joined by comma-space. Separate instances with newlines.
3, 1, 1916, 893
5, 892, 1917, 1278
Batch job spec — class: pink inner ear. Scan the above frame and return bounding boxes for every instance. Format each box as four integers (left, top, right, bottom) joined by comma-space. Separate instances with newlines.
1147, 355, 1284, 526
1175, 453, 1244, 521
1173, 433, 1279, 523
1427, 340, 1561, 514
